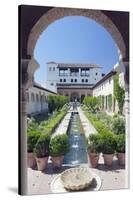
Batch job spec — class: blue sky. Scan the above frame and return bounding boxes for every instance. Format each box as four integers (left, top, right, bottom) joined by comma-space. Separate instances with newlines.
34, 16, 119, 86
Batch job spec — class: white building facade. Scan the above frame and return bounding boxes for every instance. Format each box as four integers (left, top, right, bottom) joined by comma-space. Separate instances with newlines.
27, 83, 56, 115
46, 61, 103, 102
92, 70, 118, 113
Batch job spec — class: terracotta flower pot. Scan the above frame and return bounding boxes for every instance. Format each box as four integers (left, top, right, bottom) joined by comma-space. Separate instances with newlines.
88, 153, 100, 168
103, 154, 114, 166
51, 156, 64, 169
27, 152, 36, 168
117, 153, 125, 165
35, 156, 48, 171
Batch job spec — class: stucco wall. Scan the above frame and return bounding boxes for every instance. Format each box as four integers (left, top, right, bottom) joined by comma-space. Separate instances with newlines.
46, 63, 102, 93
27, 86, 52, 115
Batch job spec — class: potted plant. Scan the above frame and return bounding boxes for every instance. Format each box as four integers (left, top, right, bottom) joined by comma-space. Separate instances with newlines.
87, 134, 102, 168
116, 134, 125, 165
49, 134, 69, 169
111, 116, 125, 135
27, 130, 41, 168
100, 132, 116, 166
33, 133, 50, 171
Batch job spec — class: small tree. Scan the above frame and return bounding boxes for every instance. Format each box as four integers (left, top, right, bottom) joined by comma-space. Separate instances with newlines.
83, 96, 99, 113
48, 95, 69, 113
114, 74, 125, 115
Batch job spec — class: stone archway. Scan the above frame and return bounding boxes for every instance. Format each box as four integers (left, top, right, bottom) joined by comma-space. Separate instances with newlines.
27, 7, 126, 59
20, 7, 129, 194
71, 92, 80, 102
81, 94, 85, 103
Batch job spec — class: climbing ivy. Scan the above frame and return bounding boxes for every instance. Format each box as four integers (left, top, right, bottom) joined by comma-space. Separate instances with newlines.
108, 94, 112, 111
101, 95, 104, 109
114, 73, 125, 115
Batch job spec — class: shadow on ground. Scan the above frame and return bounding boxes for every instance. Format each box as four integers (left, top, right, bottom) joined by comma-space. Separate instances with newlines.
7, 187, 18, 194
31, 163, 74, 175
97, 160, 125, 172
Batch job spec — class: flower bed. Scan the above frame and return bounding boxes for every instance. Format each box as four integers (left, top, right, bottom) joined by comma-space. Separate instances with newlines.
84, 111, 125, 135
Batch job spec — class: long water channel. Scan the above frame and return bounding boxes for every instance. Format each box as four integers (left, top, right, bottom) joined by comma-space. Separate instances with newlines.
63, 112, 88, 165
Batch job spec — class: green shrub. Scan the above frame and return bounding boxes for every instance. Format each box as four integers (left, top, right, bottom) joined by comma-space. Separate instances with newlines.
33, 133, 50, 158
88, 134, 102, 153
27, 117, 39, 132
93, 121, 107, 133
108, 94, 112, 111
111, 117, 125, 134
100, 132, 116, 154
27, 130, 41, 153
48, 95, 69, 113
114, 73, 125, 115
40, 110, 67, 135
116, 134, 125, 153
83, 96, 99, 113
49, 134, 69, 156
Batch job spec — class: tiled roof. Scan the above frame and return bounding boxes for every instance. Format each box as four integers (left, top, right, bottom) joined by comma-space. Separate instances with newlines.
33, 82, 57, 94
47, 61, 102, 68
92, 70, 116, 88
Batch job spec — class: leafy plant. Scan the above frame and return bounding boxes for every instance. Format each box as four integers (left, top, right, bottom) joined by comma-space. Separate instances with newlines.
83, 96, 99, 113
100, 132, 116, 154
49, 134, 69, 156
114, 73, 125, 115
48, 95, 69, 113
116, 134, 125, 153
27, 117, 39, 132
88, 134, 102, 153
27, 130, 41, 153
108, 94, 112, 111
111, 117, 125, 134
40, 110, 67, 135
33, 133, 50, 158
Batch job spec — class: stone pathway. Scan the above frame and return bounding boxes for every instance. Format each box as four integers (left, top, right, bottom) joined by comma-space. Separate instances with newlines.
78, 107, 97, 138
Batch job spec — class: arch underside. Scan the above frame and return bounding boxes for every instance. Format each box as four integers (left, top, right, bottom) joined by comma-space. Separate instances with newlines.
27, 7, 126, 59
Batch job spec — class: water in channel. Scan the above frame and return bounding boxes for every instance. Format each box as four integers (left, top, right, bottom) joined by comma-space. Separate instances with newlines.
63, 112, 88, 165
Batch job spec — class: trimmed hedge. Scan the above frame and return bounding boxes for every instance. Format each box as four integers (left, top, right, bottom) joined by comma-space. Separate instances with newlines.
27, 108, 68, 155
85, 112, 125, 135
116, 134, 125, 153
88, 134, 102, 153
49, 134, 69, 156
40, 109, 68, 135
99, 132, 116, 154
27, 130, 41, 153
33, 133, 50, 158
85, 112, 110, 135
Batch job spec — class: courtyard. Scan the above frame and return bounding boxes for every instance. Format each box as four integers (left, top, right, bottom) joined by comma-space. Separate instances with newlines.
20, 5, 129, 195
27, 101, 127, 194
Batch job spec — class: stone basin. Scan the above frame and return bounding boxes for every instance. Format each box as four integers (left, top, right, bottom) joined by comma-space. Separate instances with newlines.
60, 167, 93, 191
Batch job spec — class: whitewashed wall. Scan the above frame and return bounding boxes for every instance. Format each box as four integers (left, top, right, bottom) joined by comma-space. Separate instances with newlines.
46, 63, 102, 92
93, 75, 118, 113
93, 76, 114, 97
27, 86, 54, 115
46, 63, 58, 92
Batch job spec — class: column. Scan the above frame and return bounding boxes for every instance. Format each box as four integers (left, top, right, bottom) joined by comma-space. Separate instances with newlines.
19, 57, 39, 195
119, 60, 129, 188
124, 63, 129, 189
